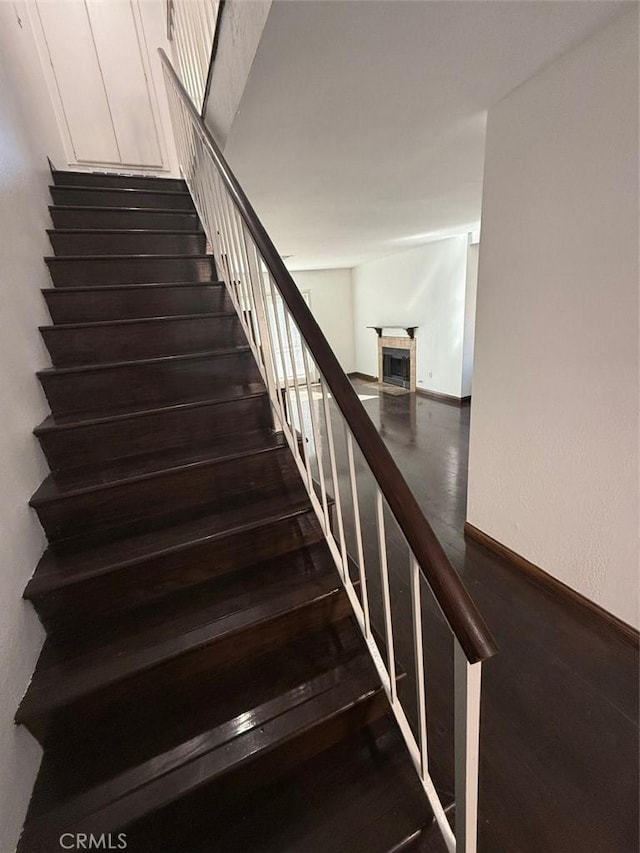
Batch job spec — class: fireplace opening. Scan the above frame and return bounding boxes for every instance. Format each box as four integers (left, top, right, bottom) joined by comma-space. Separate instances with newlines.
382, 346, 411, 389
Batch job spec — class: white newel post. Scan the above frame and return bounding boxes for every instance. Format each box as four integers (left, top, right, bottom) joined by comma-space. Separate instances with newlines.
454, 641, 482, 853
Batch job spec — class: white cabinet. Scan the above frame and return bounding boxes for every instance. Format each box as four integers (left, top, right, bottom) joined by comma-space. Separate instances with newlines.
31, 0, 169, 171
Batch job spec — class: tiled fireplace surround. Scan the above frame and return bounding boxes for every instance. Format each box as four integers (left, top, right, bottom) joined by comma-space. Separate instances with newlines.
377, 335, 417, 392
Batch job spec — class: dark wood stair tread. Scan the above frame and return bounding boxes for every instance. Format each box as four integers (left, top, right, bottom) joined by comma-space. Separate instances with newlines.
50, 185, 194, 199
46, 252, 213, 261
34, 384, 267, 444
42, 282, 232, 325
45, 253, 216, 287
26, 620, 361, 811
25, 483, 316, 598
34, 385, 267, 433
18, 542, 346, 725
31, 431, 284, 502
41, 308, 243, 369
48, 231, 208, 257
39, 310, 236, 333
42, 280, 224, 294
49, 204, 200, 215
131, 721, 434, 853
47, 228, 205, 235
37, 345, 251, 377
51, 171, 187, 192
35, 540, 338, 661
19, 636, 380, 851
38, 349, 261, 420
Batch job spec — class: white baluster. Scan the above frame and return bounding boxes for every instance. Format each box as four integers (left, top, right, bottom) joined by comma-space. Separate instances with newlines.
241, 222, 282, 428
302, 346, 331, 532
375, 490, 396, 703
346, 431, 371, 637
283, 310, 313, 489
454, 642, 482, 853
320, 381, 348, 578
267, 277, 295, 440
410, 555, 429, 778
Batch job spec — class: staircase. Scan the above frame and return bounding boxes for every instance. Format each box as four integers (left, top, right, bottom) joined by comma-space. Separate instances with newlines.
17, 169, 444, 852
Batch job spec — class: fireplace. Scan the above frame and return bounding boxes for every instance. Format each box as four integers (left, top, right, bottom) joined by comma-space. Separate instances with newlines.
370, 327, 417, 392
382, 347, 411, 389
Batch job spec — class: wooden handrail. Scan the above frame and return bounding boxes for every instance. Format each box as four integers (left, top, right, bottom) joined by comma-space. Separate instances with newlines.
159, 48, 498, 664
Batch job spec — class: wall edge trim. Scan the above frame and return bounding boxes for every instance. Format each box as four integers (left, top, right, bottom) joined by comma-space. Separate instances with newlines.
348, 371, 378, 382
416, 387, 471, 407
464, 521, 639, 648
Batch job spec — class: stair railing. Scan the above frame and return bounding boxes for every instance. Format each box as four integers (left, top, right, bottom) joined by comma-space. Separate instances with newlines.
166, 0, 221, 112
160, 48, 497, 853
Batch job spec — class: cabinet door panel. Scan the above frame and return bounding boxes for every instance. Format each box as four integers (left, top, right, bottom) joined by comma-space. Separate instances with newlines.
35, 0, 120, 164
87, 0, 164, 167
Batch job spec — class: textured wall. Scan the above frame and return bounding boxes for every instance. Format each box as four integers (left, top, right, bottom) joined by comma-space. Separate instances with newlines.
203, 0, 272, 148
291, 268, 355, 373
0, 3, 67, 849
468, 10, 639, 628
462, 242, 478, 397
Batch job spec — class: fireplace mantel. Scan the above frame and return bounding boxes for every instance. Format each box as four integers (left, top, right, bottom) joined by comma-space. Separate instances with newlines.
368, 326, 418, 340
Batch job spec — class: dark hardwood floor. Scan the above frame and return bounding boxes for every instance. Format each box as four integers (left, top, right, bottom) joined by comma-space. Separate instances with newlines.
335, 380, 639, 853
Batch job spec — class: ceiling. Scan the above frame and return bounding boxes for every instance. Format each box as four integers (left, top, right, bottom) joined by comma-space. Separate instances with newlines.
223, 0, 630, 270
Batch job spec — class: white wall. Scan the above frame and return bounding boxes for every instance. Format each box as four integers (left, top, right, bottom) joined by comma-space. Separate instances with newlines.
352, 237, 469, 397
203, 0, 272, 149
0, 3, 67, 850
468, 10, 639, 629
291, 269, 355, 373
462, 241, 479, 397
